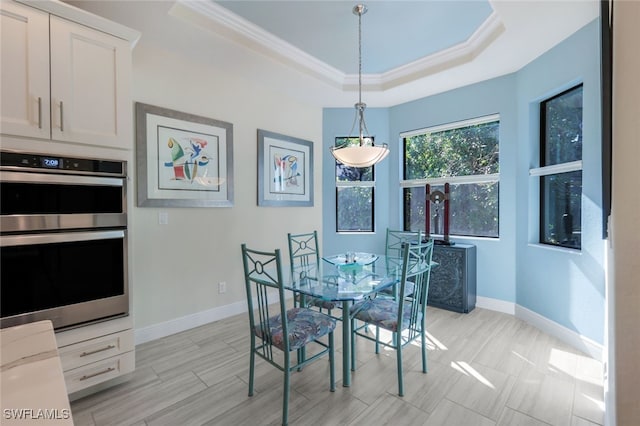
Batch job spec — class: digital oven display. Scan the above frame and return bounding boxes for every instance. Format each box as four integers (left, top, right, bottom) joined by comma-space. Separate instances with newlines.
41, 157, 62, 169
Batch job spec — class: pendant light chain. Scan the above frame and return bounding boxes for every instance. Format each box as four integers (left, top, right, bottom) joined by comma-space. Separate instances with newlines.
329, 4, 390, 168
358, 8, 362, 107
357, 7, 364, 147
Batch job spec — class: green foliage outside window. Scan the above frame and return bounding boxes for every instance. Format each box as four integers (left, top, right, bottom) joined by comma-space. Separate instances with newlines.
404, 121, 499, 179
337, 187, 373, 232
403, 119, 500, 238
335, 137, 374, 233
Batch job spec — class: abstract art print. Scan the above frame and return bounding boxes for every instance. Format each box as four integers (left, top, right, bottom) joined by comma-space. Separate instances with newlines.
257, 129, 313, 207
135, 103, 233, 207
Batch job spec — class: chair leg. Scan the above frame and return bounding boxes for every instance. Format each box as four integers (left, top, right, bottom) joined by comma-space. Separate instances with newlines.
396, 332, 404, 397
329, 331, 336, 392
350, 318, 356, 371
283, 355, 290, 426
297, 347, 306, 371
248, 337, 255, 397
375, 326, 380, 354
421, 321, 428, 373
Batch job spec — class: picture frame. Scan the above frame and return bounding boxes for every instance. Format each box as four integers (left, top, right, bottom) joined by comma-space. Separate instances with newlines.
135, 102, 233, 207
257, 129, 314, 207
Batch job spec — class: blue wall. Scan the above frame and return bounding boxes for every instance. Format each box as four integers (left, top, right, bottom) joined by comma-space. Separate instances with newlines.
323, 19, 604, 344
389, 75, 519, 304
516, 20, 604, 343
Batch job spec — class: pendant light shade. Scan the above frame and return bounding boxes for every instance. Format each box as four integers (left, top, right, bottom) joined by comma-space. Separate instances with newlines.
330, 4, 389, 168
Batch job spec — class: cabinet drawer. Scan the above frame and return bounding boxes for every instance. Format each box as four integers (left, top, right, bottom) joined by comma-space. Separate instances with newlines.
64, 351, 134, 394
59, 329, 134, 371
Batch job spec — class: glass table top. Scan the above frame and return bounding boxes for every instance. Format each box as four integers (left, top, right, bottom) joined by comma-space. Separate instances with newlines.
285, 254, 402, 302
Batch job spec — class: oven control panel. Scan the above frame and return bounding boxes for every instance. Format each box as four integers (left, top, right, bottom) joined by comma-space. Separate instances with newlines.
0, 151, 125, 176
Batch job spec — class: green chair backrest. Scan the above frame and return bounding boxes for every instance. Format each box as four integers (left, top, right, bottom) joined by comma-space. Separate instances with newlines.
397, 239, 434, 335
385, 229, 423, 260
287, 231, 320, 274
241, 244, 290, 358
385, 229, 424, 276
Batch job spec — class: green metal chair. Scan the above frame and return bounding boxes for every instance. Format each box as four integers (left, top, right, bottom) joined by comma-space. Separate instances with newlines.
385, 229, 424, 259
241, 244, 336, 426
380, 229, 424, 298
287, 231, 338, 314
349, 239, 434, 396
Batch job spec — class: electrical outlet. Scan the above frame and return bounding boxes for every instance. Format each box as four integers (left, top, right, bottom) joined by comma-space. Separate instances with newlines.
158, 211, 169, 225
218, 281, 227, 294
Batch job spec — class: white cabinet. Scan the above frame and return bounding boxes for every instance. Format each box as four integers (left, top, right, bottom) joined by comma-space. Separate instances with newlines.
1, 0, 134, 149
0, 2, 50, 139
49, 15, 132, 148
56, 316, 135, 396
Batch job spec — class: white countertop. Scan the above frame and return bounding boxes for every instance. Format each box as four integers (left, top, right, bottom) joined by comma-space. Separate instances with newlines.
1, 321, 73, 425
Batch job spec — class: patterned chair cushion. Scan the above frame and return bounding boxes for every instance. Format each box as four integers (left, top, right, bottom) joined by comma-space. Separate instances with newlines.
349, 298, 421, 332
255, 307, 337, 351
378, 281, 415, 298
296, 294, 338, 311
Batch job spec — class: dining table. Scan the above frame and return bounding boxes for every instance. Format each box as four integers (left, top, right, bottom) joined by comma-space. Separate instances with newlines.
284, 252, 403, 387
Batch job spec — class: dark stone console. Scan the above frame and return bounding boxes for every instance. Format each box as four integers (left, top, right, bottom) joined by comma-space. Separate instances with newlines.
428, 243, 476, 313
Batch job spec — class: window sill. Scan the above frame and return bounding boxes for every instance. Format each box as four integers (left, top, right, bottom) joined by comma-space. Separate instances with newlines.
527, 242, 582, 255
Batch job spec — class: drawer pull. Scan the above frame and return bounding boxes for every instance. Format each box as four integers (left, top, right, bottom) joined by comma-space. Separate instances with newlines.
59, 101, 64, 131
79, 367, 116, 381
37, 97, 42, 129
80, 344, 116, 357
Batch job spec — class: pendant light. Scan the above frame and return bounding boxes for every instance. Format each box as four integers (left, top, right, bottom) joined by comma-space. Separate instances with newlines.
330, 4, 389, 168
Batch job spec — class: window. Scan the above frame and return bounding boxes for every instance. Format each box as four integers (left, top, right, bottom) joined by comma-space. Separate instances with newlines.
402, 115, 500, 238
533, 84, 583, 249
335, 137, 374, 232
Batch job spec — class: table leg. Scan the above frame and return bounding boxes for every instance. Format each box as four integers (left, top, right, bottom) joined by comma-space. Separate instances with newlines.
342, 300, 351, 387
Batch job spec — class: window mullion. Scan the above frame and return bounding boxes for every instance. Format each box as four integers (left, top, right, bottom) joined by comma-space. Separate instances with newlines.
400, 173, 500, 187
529, 160, 582, 177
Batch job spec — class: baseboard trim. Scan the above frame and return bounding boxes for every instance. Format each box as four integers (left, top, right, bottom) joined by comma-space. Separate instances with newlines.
476, 296, 516, 315
514, 304, 604, 362
475, 296, 603, 362
134, 296, 604, 362
134, 300, 247, 345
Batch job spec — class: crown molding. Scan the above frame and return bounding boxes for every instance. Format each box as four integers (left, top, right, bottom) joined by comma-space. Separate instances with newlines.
17, 0, 141, 45
169, 0, 345, 88
170, 1, 504, 92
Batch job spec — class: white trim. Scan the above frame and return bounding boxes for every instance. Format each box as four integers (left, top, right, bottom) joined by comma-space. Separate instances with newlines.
169, 0, 344, 87
336, 180, 375, 188
134, 300, 248, 345
527, 242, 582, 255
400, 173, 500, 187
476, 296, 515, 315
529, 160, 583, 177
17, 0, 141, 45
169, 1, 504, 91
134, 291, 288, 345
134, 295, 603, 362
372, 13, 504, 91
515, 304, 604, 362
401, 113, 500, 138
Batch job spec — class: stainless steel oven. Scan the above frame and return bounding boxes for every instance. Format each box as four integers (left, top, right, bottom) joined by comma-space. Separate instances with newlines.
1, 150, 129, 330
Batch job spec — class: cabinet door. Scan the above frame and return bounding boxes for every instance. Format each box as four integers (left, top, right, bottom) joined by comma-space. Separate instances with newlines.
0, 1, 50, 139
50, 16, 132, 149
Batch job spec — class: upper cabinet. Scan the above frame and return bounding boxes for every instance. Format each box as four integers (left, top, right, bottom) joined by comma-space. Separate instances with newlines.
0, 0, 139, 150
1, 2, 50, 140
49, 15, 131, 148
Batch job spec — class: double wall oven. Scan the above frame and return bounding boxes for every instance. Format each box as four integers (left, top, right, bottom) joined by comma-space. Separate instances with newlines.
1, 150, 129, 330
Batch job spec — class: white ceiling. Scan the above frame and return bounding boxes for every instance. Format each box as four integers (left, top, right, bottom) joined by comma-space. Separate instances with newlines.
67, 0, 599, 108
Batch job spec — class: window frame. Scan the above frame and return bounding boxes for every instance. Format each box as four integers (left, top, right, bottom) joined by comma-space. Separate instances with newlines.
400, 114, 500, 239
532, 84, 584, 250
334, 136, 376, 233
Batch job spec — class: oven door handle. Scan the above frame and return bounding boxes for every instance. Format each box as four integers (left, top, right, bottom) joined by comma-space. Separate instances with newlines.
0, 230, 126, 247
0, 171, 124, 187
